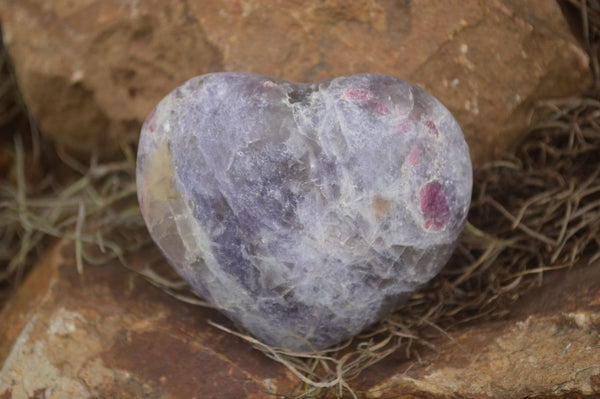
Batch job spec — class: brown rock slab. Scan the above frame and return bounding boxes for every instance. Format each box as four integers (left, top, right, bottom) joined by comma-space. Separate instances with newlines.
1, 240, 600, 398
0, 242, 298, 398
361, 263, 600, 398
0, 0, 591, 164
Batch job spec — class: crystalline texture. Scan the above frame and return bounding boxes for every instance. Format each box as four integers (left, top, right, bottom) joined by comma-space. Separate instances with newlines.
136, 73, 472, 351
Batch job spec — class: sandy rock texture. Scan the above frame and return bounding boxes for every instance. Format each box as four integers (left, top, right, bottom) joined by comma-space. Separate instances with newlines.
0, 0, 590, 163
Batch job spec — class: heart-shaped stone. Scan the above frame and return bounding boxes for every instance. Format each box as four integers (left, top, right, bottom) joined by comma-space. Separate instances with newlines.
136, 73, 472, 351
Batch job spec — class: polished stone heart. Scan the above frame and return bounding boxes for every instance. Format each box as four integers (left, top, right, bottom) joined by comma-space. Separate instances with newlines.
136, 73, 472, 351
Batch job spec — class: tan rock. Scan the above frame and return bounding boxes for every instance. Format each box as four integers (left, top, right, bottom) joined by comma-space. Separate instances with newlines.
1, 240, 599, 398
0, 0, 590, 164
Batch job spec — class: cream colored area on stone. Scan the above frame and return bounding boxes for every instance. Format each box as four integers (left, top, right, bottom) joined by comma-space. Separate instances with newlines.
0, 307, 148, 398
0, 312, 90, 399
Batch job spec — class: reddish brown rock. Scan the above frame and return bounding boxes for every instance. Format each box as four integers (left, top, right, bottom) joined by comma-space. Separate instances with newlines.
0, 242, 299, 398
1, 240, 599, 398
363, 266, 600, 398
0, 0, 591, 164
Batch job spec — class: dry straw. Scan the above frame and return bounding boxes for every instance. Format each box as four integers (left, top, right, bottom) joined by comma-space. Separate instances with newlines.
1, 1, 600, 397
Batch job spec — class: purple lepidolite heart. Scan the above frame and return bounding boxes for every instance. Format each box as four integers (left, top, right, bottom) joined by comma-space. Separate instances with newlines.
136, 72, 472, 351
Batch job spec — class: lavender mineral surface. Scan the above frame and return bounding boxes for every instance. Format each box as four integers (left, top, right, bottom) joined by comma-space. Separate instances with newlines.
136, 72, 472, 351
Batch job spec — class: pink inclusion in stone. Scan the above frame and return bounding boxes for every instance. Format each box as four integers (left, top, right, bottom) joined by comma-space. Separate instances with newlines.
143, 106, 158, 133
419, 181, 450, 231
397, 120, 413, 134
408, 147, 420, 165
423, 120, 439, 136
395, 103, 410, 117
345, 86, 374, 101
375, 103, 390, 115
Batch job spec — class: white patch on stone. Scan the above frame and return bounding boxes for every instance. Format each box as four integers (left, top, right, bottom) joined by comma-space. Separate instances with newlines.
48, 308, 85, 336
0, 315, 90, 398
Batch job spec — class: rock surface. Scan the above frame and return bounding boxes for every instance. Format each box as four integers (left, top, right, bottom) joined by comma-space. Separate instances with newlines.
1, 240, 599, 398
361, 262, 600, 398
0, 0, 590, 163
136, 72, 472, 350
0, 242, 299, 399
